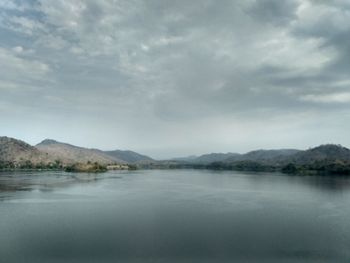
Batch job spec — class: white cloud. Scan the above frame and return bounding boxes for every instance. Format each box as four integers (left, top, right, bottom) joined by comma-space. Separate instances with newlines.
38, 0, 86, 29
0, 0, 31, 11
35, 34, 68, 50
12, 46, 23, 53
0, 0, 18, 10
301, 92, 350, 103
7, 16, 45, 35
0, 47, 50, 83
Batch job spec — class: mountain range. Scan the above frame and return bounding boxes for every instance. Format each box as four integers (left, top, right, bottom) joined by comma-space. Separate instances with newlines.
171, 146, 350, 165
1, 136, 350, 174
0, 137, 152, 168
175, 149, 301, 164
167, 145, 350, 175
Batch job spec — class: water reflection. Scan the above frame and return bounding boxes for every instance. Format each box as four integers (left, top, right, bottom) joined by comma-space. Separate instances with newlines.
0, 171, 121, 186
2, 170, 350, 196
1, 170, 350, 262
238, 171, 350, 192
0, 171, 124, 201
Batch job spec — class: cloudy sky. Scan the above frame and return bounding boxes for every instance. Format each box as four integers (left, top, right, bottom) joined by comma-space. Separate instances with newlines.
0, 0, 350, 158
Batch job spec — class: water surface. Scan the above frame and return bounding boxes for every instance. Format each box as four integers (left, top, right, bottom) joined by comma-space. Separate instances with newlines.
1, 169, 350, 262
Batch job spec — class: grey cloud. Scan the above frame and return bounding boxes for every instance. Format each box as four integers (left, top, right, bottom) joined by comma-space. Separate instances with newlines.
290, 0, 350, 102
1, 0, 350, 157
245, 0, 299, 26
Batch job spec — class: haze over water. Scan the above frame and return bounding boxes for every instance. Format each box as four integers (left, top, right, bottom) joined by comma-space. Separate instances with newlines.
1, 170, 350, 263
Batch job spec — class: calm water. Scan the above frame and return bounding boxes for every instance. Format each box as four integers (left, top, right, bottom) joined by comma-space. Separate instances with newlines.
1, 170, 350, 263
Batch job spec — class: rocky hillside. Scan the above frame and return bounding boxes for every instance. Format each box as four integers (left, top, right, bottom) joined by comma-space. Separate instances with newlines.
0, 136, 51, 166
36, 139, 125, 165
0, 136, 153, 169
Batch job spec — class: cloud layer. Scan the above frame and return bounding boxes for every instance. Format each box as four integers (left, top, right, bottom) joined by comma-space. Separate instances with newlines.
0, 0, 350, 158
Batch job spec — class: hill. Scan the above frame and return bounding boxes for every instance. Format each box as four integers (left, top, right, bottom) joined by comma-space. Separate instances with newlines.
165, 145, 350, 175
192, 153, 240, 164
0, 136, 51, 167
210, 145, 350, 174
231, 149, 300, 164
171, 155, 198, 162
290, 144, 350, 165
2, 136, 350, 175
36, 139, 124, 165
173, 149, 299, 165
104, 150, 152, 163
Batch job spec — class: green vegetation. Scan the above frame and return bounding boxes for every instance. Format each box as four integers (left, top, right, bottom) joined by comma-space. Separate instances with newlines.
106, 164, 133, 170
136, 159, 350, 176
0, 160, 110, 173
0, 160, 63, 170
64, 162, 108, 173
0, 159, 136, 173
281, 163, 298, 174
281, 161, 350, 175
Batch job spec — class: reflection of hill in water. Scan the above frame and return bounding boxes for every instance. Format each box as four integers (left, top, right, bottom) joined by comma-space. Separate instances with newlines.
2, 170, 350, 203
242, 171, 350, 193
301, 175, 350, 192
0, 171, 124, 200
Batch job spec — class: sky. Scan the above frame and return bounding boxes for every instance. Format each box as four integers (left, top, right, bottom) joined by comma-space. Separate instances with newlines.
0, 0, 350, 159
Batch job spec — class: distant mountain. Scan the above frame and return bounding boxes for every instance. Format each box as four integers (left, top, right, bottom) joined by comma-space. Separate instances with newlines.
2, 136, 350, 175
176, 150, 299, 165
165, 145, 350, 175
192, 153, 240, 164
104, 150, 153, 163
227, 149, 301, 164
291, 144, 350, 165
171, 155, 198, 162
220, 146, 350, 166
0, 136, 51, 165
203, 144, 350, 174
36, 139, 124, 165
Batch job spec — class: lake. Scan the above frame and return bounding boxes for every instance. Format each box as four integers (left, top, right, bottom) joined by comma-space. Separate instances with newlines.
1, 169, 350, 262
